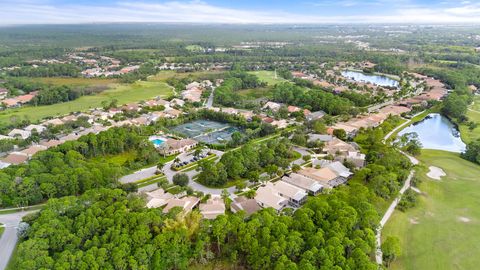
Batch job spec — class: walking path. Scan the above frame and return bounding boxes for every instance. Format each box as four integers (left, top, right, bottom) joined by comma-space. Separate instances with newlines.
0, 210, 37, 270
376, 117, 421, 266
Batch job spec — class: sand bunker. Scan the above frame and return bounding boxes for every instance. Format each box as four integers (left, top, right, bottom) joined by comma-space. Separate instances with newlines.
426, 166, 446, 180
458, 216, 471, 223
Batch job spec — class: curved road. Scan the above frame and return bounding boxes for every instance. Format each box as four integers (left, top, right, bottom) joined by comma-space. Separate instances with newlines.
0, 210, 36, 270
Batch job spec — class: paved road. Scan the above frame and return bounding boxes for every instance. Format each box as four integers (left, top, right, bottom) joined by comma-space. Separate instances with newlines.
292, 146, 311, 165
122, 149, 234, 195
383, 110, 426, 142
205, 86, 215, 108
0, 210, 36, 270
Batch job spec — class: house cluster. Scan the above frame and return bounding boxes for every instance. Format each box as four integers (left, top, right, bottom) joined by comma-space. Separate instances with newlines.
0, 93, 191, 167
261, 101, 325, 128
400, 73, 448, 107
1, 91, 38, 108
0, 120, 109, 168
181, 80, 213, 103
330, 105, 411, 138
65, 53, 142, 78
308, 134, 366, 168
145, 188, 225, 219
250, 158, 353, 213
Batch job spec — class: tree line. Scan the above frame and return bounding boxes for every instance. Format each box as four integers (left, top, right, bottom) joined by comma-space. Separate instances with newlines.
12, 184, 380, 269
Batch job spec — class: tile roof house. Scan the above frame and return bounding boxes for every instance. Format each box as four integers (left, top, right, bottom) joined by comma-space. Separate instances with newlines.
298, 165, 351, 188
158, 138, 198, 156
282, 173, 323, 195
0, 88, 8, 99
323, 137, 357, 156
170, 98, 185, 107
44, 118, 64, 126
262, 101, 282, 112
2, 98, 19, 108
255, 183, 289, 212
24, 124, 47, 133
199, 196, 226, 219
16, 93, 36, 104
20, 145, 48, 157
40, 140, 63, 148
1, 152, 29, 165
8, 129, 31, 140
270, 181, 308, 207
231, 196, 262, 216
287, 105, 301, 113
162, 196, 200, 214
145, 188, 175, 208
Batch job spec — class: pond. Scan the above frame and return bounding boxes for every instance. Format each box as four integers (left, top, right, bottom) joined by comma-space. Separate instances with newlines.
172, 120, 243, 144
398, 113, 466, 153
342, 70, 399, 87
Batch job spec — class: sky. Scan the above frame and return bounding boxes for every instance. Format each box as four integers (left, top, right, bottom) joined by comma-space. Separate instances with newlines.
1, 0, 480, 25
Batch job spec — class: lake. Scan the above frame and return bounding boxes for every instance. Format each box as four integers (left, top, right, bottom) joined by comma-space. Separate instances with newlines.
398, 113, 466, 153
342, 70, 399, 87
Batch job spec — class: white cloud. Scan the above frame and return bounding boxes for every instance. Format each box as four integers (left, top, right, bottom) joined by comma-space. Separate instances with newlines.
1, 0, 480, 25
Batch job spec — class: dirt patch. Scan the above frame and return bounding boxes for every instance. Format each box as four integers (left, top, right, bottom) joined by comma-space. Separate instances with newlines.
458, 216, 471, 223
426, 166, 446, 180
409, 217, 420, 224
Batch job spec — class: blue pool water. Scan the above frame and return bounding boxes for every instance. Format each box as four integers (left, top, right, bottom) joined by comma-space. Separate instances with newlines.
151, 139, 165, 146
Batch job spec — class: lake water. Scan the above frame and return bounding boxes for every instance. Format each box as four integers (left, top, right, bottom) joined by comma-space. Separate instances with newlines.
398, 113, 466, 153
342, 70, 399, 87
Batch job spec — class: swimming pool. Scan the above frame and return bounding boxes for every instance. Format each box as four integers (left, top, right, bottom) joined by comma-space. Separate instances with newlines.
149, 136, 166, 147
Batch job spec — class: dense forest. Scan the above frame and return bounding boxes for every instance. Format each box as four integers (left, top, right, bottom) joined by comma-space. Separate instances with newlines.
13, 185, 380, 270
0, 126, 157, 207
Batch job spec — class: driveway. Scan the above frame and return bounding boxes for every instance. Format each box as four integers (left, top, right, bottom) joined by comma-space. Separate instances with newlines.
0, 210, 36, 270
122, 149, 233, 195
292, 146, 311, 165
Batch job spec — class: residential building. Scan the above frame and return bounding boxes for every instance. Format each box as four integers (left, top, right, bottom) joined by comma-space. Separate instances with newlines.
20, 145, 47, 157
0, 88, 8, 99
271, 181, 308, 207
306, 111, 326, 122
162, 196, 200, 214
231, 196, 262, 216
24, 124, 47, 133
8, 129, 31, 140
262, 101, 282, 112
282, 173, 323, 195
199, 196, 225, 219
255, 183, 288, 212
145, 188, 174, 208
157, 138, 197, 156
1, 152, 29, 165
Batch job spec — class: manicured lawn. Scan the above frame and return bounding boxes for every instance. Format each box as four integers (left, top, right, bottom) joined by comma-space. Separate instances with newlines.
237, 87, 271, 99
0, 80, 173, 124
460, 96, 480, 143
35, 77, 118, 87
0, 223, 4, 237
383, 149, 480, 270
149, 70, 224, 82
248, 70, 287, 86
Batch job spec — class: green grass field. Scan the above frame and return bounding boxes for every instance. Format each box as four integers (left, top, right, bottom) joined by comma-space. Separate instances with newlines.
460, 95, 480, 143
248, 70, 287, 86
35, 77, 118, 87
383, 150, 480, 270
0, 223, 4, 237
0, 80, 173, 124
